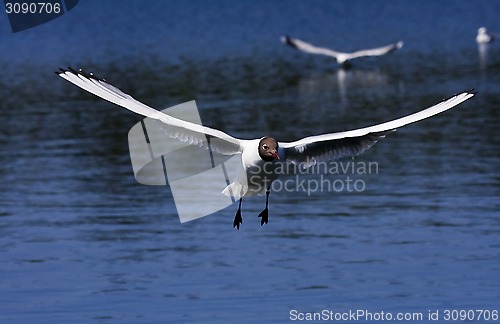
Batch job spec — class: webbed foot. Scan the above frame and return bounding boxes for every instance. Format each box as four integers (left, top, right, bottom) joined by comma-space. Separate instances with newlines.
233, 199, 243, 230
258, 208, 268, 226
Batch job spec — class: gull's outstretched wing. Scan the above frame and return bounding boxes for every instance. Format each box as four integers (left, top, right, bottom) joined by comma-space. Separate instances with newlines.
57, 67, 243, 155
279, 91, 475, 167
347, 41, 404, 60
281, 35, 341, 58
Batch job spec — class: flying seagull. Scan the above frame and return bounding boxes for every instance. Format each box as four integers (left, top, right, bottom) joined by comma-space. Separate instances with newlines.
281, 35, 403, 66
476, 27, 495, 44
57, 67, 474, 229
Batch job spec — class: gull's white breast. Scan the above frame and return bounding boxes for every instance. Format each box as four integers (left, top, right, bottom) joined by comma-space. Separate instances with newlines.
222, 139, 281, 198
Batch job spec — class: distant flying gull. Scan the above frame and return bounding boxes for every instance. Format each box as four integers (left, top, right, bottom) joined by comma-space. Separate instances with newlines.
281, 35, 403, 66
57, 67, 474, 229
476, 27, 495, 44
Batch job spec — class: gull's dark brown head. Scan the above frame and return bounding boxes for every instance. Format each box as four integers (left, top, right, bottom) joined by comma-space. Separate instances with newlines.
258, 137, 280, 162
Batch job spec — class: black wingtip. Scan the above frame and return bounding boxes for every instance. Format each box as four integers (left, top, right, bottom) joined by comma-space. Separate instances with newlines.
68, 66, 79, 75
441, 89, 477, 102
281, 35, 298, 49
78, 68, 98, 80
60, 66, 106, 82
467, 88, 478, 95
55, 67, 67, 75
459, 89, 478, 98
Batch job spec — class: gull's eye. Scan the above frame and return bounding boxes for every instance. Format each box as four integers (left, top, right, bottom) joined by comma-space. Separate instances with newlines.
262, 144, 269, 150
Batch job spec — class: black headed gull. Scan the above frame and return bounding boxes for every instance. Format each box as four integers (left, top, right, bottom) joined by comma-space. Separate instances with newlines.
281, 35, 403, 66
57, 67, 474, 229
476, 27, 495, 44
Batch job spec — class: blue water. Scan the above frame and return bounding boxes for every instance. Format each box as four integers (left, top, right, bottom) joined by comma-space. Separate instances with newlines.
1, 1, 499, 323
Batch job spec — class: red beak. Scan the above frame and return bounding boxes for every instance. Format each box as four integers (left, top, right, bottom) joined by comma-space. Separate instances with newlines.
273, 151, 280, 160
